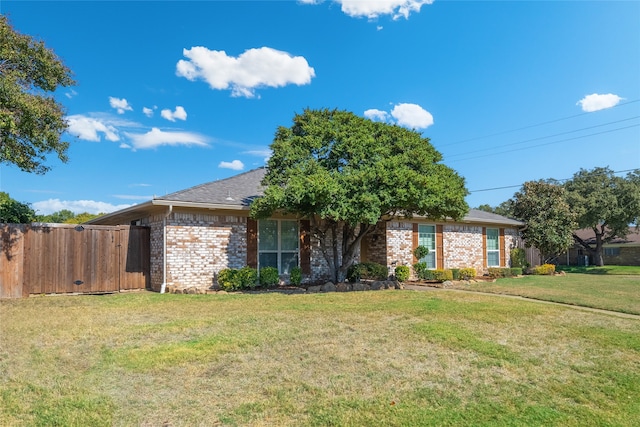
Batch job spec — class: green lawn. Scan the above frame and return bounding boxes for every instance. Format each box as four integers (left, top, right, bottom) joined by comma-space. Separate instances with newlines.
465, 273, 640, 315
1, 290, 638, 426
556, 265, 640, 275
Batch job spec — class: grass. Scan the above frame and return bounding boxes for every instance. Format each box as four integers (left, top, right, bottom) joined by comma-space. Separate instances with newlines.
465, 273, 640, 315
1, 290, 639, 426
556, 265, 640, 275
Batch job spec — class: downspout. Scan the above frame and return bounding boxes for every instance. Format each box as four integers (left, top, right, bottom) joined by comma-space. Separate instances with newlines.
160, 204, 173, 293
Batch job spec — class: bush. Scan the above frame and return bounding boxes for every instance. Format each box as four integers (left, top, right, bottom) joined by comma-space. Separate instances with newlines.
395, 265, 410, 282
458, 268, 476, 280
412, 262, 428, 280
531, 264, 556, 275
347, 262, 388, 282
432, 269, 453, 282
510, 248, 529, 269
413, 245, 429, 261
450, 268, 460, 280
237, 266, 258, 289
289, 267, 302, 286
259, 267, 280, 286
217, 267, 258, 291
217, 268, 238, 291
488, 267, 518, 279
510, 267, 523, 276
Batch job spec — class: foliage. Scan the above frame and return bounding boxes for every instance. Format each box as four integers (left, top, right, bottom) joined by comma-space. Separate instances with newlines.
35, 209, 102, 224
346, 262, 388, 282
0, 192, 35, 223
250, 108, 468, 283
564, 167, 640, 266
512, 180, 577, 263
432, 269, 453, 282
510, 267, 523, 276
475, 200, 514, 218
289, 266, 302, 286
531, 264, 556, 275
488, 268, 509, 279
217, 267, 258, 291
394, 265, 410, 282
259, 267, 280, 287
412, 262, 428, 280
510, 248, 529, 269
0, 16, 75, 174
413, 245, 429, 261
458, 268, 476, 280
450, 268, 460, 280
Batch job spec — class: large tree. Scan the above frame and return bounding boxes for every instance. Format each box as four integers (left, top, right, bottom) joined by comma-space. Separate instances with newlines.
511, 180, 576, 263
251, 108, 469, 283
0, 191, 36, 223
0, 16, 75, 174
564, 167, 640, 266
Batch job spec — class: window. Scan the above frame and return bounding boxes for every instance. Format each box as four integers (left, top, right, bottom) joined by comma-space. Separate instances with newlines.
418, 224, 436, 269
604, 247, 620, 256
486, 228, 500, 267
258, 220, 299, 274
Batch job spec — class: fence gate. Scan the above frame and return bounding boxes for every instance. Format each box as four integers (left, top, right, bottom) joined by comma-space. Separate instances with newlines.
1, 224, 149, 298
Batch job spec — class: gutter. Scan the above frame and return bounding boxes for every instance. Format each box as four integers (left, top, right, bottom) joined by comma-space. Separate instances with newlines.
160, 204, 173, 294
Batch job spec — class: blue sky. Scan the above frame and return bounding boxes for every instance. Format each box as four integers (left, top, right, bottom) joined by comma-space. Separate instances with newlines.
2, 0, 639, 215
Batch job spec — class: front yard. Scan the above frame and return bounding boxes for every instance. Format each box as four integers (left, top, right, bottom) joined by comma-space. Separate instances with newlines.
1, 287, 638, 426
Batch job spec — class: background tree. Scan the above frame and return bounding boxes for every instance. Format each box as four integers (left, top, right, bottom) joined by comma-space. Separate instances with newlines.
511, 180, 576, 263
475, 200, 514, 218
0, 191, 36, 223
564, 167, 640, 266
251, 108, 468, 283
1, 16, 75, 174
35, 210, 102, 223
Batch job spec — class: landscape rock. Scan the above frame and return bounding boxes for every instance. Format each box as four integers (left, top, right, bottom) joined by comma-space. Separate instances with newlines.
321, 282, 336, 292
307, 285, 321, 293
336, 283, 352, 292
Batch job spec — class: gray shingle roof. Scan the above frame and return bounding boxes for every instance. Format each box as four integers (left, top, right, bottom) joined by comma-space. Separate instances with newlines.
156, 167, 266, 207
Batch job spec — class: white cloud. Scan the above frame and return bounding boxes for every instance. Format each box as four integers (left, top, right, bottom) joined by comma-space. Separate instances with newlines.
176, 46, 316, 98
219, 160, 245, 170
65, 89, 78, 99
124, 127, 209, 150
364, 109, 390, 122
311, 0, 433, 20
33, 199, 132, 215
576, 93, 623, 112
67, 114, 120, 142
160, 106, 187, 122
109, 97, 133, 114
112, 194, 153, 201
142, 107, 154, 117
390, 103, 433, 129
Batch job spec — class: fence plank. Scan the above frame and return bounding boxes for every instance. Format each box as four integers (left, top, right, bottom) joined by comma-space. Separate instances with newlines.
0, 224, 24, 299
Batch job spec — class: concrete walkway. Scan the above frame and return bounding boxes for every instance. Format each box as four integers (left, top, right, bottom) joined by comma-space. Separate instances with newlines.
403, 284, 640, 320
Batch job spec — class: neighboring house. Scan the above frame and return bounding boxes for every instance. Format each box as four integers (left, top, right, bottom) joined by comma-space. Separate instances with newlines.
559, 228, 640, 266
89, 168, 523, 291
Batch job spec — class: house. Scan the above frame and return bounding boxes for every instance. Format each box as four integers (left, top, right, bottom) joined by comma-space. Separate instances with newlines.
88, 168, 523, 291
558, 228, 640, 266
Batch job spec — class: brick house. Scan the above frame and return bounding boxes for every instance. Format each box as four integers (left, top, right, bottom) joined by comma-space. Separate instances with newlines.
558, 228, 640, 266
89, 168, 523, 291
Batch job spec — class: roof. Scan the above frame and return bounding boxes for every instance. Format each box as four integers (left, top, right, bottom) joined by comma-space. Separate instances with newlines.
88, 167, 523, 227
573, 228, 640, 246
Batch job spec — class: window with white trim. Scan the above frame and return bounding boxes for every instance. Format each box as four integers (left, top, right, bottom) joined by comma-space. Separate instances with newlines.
418, 224, 436, 269
486, 228, 500, 267
258, 219, 299, 274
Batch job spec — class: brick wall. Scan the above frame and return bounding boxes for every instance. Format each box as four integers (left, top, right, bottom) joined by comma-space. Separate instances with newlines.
163, 212, 247, 289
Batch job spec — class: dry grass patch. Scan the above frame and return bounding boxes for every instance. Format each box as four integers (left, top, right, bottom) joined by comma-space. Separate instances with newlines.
1, 290, 638, 426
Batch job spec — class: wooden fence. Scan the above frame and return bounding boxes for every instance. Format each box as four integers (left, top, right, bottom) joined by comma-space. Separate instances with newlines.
1, 223, 149, 299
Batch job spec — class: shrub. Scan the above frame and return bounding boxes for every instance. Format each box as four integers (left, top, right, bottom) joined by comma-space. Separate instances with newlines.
289, 267, 302, 286
531, 264, 556, 275
413, 262, 428, 280
432, 269, 453, 282
450, 268, 460, 280
347, 262, 388, 282
413, 245, 429, 261
510, 267, 523, 276
237, 266, 258, 289
458, 268, 476, 280
217, 268, 239, 291
510, 248, 529, 269
395, 265, 410, 282
488, 268, 516, 279
259, 267, 280, 286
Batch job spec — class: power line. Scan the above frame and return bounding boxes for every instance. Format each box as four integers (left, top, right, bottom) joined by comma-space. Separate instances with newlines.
445, 115, 640, 159
437, 98, 640, 148
447, 123, 640, 164
469, 169, 638, 194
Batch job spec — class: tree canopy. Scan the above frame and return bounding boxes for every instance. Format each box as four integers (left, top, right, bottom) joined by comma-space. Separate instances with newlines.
251, 108, 468, 282
35, 209, 102, 224
0, 191, 36, 223
0, 16, 75, 174
511, 180, 576, 263
564, 167, 640, 266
